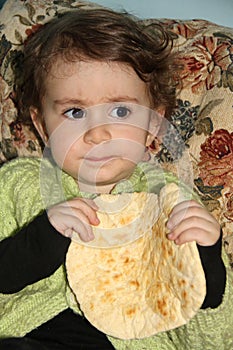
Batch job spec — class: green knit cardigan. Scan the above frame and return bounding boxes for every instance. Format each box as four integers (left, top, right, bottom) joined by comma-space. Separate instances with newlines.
0, 157, 233, 350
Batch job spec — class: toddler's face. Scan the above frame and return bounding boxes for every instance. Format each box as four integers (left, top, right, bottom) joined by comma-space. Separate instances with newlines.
31, 60, 160, 193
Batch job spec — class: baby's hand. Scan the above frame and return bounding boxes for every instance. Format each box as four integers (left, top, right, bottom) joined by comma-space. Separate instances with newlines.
47, 198, 100, 242
167, 200, 220, 246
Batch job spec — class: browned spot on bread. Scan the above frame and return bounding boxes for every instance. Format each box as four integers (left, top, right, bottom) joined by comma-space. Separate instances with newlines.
129, 280, 140, 289
102, 291, 116, 303
113, 274, 122, 280
157, 298, 168, 317
120, 216, 132, 225
125, 307, 136, 317
182, 290, 187, 300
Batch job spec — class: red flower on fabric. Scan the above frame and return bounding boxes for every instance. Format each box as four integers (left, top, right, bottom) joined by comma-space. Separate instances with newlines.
10, 121, 26, 144
172, 20, 209, 39
223, 191, 233, 220
179, 36, 233, 93
198, 129, 233, 188
24, 24, 43, 45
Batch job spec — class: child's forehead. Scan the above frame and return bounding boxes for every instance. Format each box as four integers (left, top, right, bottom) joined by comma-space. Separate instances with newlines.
47, 58, 136, 78
45, 59, 147, 91
43, 59, 151, 107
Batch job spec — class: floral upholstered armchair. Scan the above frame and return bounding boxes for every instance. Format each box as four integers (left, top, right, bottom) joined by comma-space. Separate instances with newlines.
0, 0, 233, 260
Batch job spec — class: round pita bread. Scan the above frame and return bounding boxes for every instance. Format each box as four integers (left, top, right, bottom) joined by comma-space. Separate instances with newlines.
70, 192, 160, 248
66, 183, 206, 339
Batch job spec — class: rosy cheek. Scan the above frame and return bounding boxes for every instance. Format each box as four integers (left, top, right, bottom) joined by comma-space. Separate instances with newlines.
47, 125, 81, 164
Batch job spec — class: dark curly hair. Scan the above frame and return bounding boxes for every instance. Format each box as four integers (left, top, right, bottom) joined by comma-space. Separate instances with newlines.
16, 8, 179, 123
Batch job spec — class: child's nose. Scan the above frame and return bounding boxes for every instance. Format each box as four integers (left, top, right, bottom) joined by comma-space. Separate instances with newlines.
83, 124, 112, 144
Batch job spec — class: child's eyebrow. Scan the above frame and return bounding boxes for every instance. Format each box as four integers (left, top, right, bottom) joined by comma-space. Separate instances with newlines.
53, 96, 140, 107
107, 96, 140, 104
54, 98, 84, 106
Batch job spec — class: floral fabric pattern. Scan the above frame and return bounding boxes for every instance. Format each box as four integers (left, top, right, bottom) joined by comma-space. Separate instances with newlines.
199, 129, 233, 188
145, 18, 233, 256
0, 0, 233, 257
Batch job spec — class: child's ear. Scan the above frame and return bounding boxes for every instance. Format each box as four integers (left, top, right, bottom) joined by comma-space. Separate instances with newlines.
146, 108, 165, 147
30, 106, 49, 145
146, 132, 155, 148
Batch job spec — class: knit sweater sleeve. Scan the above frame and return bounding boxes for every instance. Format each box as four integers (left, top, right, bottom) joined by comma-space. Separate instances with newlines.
0, 158, 71, 337
0, 158, 47, 239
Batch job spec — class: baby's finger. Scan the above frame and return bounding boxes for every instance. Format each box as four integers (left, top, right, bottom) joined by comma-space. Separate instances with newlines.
168, 229, 196, 245
167, 214, 219, 246
68, 210, 95, 242
69, 197, 98, 210
167, 201, 204, 230
72, 224, 94, 242
168, 227, 210, 246
68, 198, 100, 226
81, 198, 99, 210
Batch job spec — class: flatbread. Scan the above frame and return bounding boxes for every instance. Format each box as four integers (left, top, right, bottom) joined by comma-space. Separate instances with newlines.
66, 183, 206, 339
70, 192, 160, 248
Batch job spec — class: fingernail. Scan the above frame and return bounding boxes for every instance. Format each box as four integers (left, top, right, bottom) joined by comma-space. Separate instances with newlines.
94, 217, 100, 225
167, 232, 174, 240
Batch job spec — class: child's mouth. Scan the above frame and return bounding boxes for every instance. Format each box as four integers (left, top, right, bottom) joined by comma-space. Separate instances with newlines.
84, 156, 118, 163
